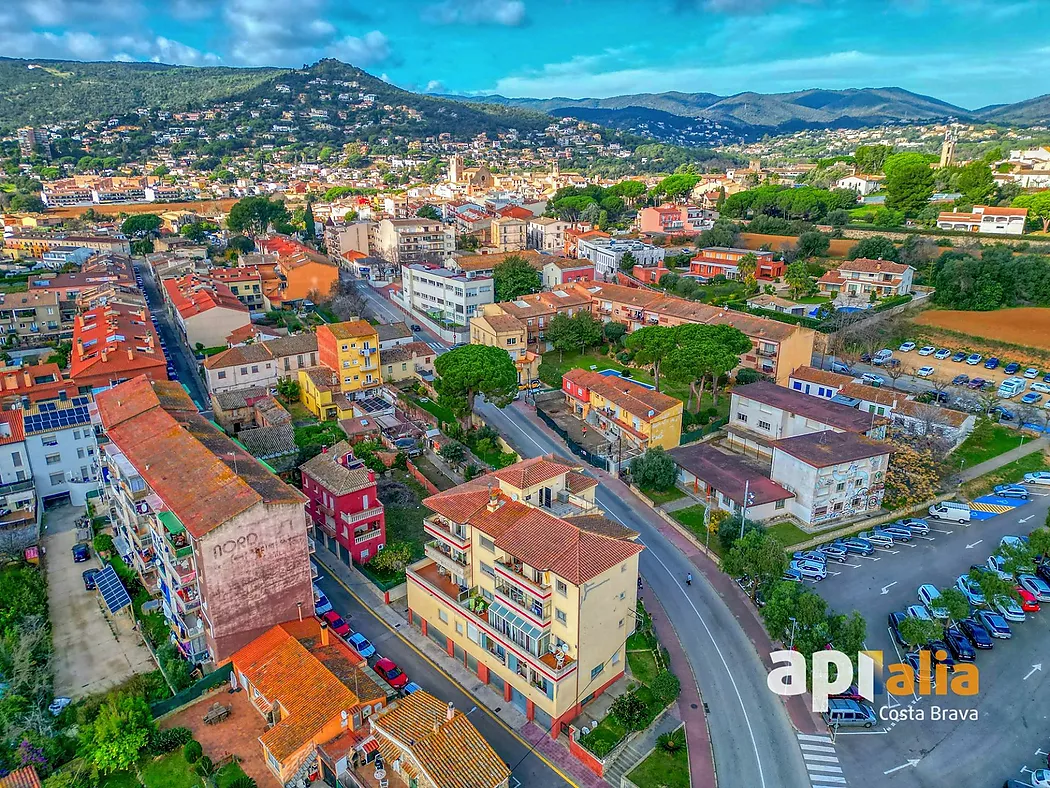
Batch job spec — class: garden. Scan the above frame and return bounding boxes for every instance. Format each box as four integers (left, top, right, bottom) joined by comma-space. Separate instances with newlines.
626, 727, 690, 788
577, 601, 681, 759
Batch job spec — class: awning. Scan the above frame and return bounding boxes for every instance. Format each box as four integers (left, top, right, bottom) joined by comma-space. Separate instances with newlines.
489, 601, 542, 641
361, 739, 379, 754
113, 533, 133, 559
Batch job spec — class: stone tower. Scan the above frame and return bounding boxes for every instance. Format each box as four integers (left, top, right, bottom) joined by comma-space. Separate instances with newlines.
939, 129, 958, 168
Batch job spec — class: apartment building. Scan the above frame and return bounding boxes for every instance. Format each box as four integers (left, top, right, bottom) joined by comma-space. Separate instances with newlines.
937, 205, 1028, 235
0, 291, 67, 344
469, 312, 540, 386
542, 258, 594, 289
447, 250, 547, 280
256, 236, 340, 309
562, 368, 684, 452
787, 366, 854, 400
163, 274, 251, 349
29, 253, 135, 305
299, 321, 382, 419
0, 362, 78, 406
97, 376, 314, 664
207, 266, 268, 311
480, 288, 592, 352
817, 258, 915, 300
70, 303, 167, 393
22, 396, 99, 506
203, 333, 318, 394
7, 234, 131, 260
490, 216, 527, 252
407, 456, 644, 737
380, 341, 436, 383
0, 411, 36, 535
371, 218, 456, 266
528, 217, 570, 252
300, 441, 386, 565
42, 246, 93, 268
576, 237, 665, 279
323, 218, 370, 262
577, 282, 815, 384
398, 264, 494, 327
689, 247, 783, 281
636, 204, 712, 235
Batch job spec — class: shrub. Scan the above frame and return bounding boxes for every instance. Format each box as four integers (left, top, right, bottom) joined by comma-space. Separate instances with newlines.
629, 448, 678, 491
183, 739, 202, 763
228, 777, 258, 788
651, 670, 681, 704
150, 726, 192, 754
92, 533, 114, 554
196, 754, 214, 777
609, 690, 648, 732
657, 728, 686, 754
617, 349, 633, 363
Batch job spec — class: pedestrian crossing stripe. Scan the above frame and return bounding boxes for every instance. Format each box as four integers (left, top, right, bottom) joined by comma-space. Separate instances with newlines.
970, 502, 1013, 514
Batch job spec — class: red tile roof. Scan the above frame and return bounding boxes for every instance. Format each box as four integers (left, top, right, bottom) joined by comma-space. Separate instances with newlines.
0, 767, 41, 788
490, 455, 577, 489
163, 274, 248, 319
836, 257, 911, 275
70, 303, 167, 388
563, 368, 680, 421
0, 410, 25, 447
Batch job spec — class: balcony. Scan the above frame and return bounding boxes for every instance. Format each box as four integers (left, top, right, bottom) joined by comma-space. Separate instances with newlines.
340, 505, 384, 527
494, 580, 551, 624
756, 347, 777, 358
408, 559, 471, 604
424, 541, 470, 577
0, 479, 34, 497
494, 559, 550, 600
423, 515, 470, 551
354, 528, 383, 545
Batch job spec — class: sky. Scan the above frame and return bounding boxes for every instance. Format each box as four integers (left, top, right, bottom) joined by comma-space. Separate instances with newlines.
2, 0, 1048, 108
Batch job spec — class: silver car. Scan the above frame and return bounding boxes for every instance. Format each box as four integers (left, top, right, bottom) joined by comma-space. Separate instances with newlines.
859, 530, 894, 548
899, 518, 930, 535
1018, 574, 1050, 602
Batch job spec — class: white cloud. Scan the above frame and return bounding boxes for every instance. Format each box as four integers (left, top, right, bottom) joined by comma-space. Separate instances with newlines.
19, 0, 140, 25
425, 80, 446, 93
330, 31, 391, 67
115, 34, 222, 65
424, 0, 526, 26
167, 0, 214, 20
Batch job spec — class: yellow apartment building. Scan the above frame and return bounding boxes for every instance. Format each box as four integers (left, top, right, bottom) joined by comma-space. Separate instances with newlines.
406, 456, 643, 738
299, 320, 382, 419
469, 312, 540, 386
562, 368, 684, 451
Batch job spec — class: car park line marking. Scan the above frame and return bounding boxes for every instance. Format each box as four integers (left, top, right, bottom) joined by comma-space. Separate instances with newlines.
826, 570, 841, 576
875, 548, 900, 554
914, 535, 936, 541
880, 582, 898, 595
843, 562, 862, 568
897, 542, 918, 548
859, 555, 881, 561
1035, 748, 1047, 758
932, 528, 954, 534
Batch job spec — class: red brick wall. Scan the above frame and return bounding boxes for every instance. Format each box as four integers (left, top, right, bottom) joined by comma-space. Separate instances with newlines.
406, 460, 439, 495
316, 323, 338, 371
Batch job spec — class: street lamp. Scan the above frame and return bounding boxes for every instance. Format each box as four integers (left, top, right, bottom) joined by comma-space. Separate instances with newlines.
739, 480, 755, 539
788, 617, 798, 651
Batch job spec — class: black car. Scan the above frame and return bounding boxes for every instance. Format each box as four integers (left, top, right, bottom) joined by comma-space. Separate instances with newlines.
959, 617, 994, 649
924, 640, 957, 672
888, 611, 909, 647
989, 406, 1015, 422
72, 543, 90, 563
1037, 561, 1050, 586
860, 352, 873, 363
944, 627, 976, 661
410, 324, 423, 332
82, 569, 99, 590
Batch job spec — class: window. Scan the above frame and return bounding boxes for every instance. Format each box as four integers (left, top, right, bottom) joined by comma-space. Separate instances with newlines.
612, 652, 621, 665
438, 609, 448, 623
591, 663, 605, 680
77, 448, 85, 459
555, 608, 567, 624
758, 420, 771, 431
251, 365, 259, 373
45, 453, 61, 466
49, 472, 64, 486
736, 413, 747, 423
455, 621, 464, 634
479, 535, 495, 551
480, 562, 495, 578
836, 482, 845, 492
10, 452, 21, 467
775, 499, 786, 510
73, 430, 81, 440
240, 367, 247, 375
556, 579, 568, 596
218, 371, 227, 379
41, 434, 58, 447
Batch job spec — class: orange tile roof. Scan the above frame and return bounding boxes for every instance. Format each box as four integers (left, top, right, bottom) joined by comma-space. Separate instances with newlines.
163, 274, 248, 319
790, 366, 854, 388
0, 410, 25, 447
371, 691, 510, 788
208, 265, 263, 284
70, 303, 167, 387
324, 320, 378, 340
0, 767, 41, 788
0, 362, 76, 404
490, 456, 575, 489
836, 257, 911, 275
96, 376, 303, 539
564, 368, 680, 421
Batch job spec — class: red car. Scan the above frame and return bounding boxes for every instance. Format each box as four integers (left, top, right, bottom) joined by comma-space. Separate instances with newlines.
1016, 586, 1041, 612
322, 610, 352, 637
373, 657, 409, 689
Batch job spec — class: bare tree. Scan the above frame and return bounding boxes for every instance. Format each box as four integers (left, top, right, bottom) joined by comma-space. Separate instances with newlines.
1016, 403, 1039, 434
977, 391, 1002, 416
929, 376, 952, 403
886, 363, 908, 390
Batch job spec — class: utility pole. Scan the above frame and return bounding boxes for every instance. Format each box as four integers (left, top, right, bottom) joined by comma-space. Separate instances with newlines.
739, 480, 755, 538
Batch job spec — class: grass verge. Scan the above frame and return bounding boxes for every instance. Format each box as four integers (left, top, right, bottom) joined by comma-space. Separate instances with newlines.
955, 422, 1023, 469
640, 486, 686, 506
961, 451, 1050, 499
627, 729, 691, 788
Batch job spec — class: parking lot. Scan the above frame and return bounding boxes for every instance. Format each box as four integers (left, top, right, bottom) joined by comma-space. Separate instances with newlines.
802, 479, 1050, 788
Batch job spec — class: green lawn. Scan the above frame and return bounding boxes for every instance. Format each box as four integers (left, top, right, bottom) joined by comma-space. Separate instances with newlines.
796, 295, 831, 305
627, 731, 691, 788
627, 648, 660, 685
139, 753, 203, 788
961, 451, 1050, 499
765, 520, 813, 549
578, 714, 627, 757
359, 469, 430, 589
99, 773, 143, 788
670, 505, 720, 554
414, 395, 457, 426
955, 422, 1021, 469
214, 760, 250, 788
283, 399, 315, 424
641, 486, 686, 506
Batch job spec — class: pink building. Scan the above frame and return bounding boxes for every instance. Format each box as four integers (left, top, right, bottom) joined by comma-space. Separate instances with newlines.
300, 441, 386, 565
690, 247, 783, 281
632, 264, 670, 285
637, 204, 710, 235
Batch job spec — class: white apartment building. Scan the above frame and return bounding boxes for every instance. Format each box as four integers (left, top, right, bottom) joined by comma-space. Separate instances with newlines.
398, 264, 494, 326
371, 218, 456, 266
576, 237, 665, 279
937, 205, 1028, 236
527, 217, 570, 252
0, 412, 36, 533
324, 220, 370, 262
22, 397, 99, 506
203, 334, 319, 395
490, 216, 527, 252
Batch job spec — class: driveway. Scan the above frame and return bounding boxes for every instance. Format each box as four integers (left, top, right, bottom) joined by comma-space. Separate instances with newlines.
45, 504, 155, 698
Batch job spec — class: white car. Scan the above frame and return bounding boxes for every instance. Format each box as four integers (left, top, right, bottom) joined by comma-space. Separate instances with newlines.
861, 373, 884, 386
859, 530, 893, 548
993, 595, 1026, 622
917, 583, 949, 619
916, 366, 935, 378
1030, 768, 1050, 788
1025, 367, 1040, 379
918, 346, 936, 356
1024, 471, 1050, 485
899, 342, 916, 352
933, 348, 952, 360
1031, 382, 1050, 395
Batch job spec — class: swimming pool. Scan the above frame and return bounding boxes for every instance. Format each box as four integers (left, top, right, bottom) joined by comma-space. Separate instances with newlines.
597, 369, 655, 389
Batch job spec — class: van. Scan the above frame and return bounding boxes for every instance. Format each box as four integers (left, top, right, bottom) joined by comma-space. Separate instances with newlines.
997, 377, 1026, 399
929, 501, 972, 523
822, 698, 877, 728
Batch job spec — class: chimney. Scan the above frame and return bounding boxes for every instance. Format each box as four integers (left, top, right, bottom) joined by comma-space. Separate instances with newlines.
446, 701, 455, 722
127, 349, 133, 360
487, 487, 501, 512
319, 620, 330, 647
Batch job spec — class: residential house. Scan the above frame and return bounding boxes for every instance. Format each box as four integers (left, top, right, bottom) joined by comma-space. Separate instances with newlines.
0, 291, 67, 344
636, 204, 712, 235
542, 258, 594, 289
787, 366, 854, 399
69, 303, 167, 393
631, 264, 670, 286
0, 411, 37, 535
0, 362, 77, 406
690, 248, 783, 281
300, 441, 386, 565
371, 219, 456, 266
29, 252, 135, 308
746, 294, 807, 316
469, 313, 539, 386
576, 237, 665, 280
163, 274, 251, 350
835, 175, 884, 196
407, 456, 644, 737
480, 288, 592, 352
324, 218, 370, 261
563, 228, 607, 258
528, 217, 570, 253
446, 251, 548, 280
668, 443, 794, 521
299, 321, 381, 419
377, 321, 414, 350
207, 266, 268, 312
256, 236, 341, 309
98, 376, 314, 664
937, 205, 1028, 235
203, 334, 318, 395
380, 341, 436, 383
817, 258, 915, 301
210, 386, 272, 434
22, 396, 99, 506
562, 368, 684, 453
225, 323, 282, 347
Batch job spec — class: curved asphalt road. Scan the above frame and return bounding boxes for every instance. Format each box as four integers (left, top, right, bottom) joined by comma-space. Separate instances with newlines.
476, 398, 812, 788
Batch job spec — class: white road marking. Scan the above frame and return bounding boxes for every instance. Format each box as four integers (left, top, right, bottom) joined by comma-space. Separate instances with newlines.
808, 775, 846, 784
883, 759, 921, 775
1024, 664, 1043, 680
880, 582, 898, 595
800, 744, 837, 753
914, 535, 936, 541
843, 563, 862, 568
1020, 515, 1035, 523
806, 764, 844, 774
802, 754, 840, 764
858, 555, 882, 561
797, 734, 834, 743
965, 540, 983, 549
878, 548, 900, 554
933, 528, 954, 534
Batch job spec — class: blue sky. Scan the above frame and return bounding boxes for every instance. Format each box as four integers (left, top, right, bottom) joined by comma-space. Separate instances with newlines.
1, 0, 1047, 107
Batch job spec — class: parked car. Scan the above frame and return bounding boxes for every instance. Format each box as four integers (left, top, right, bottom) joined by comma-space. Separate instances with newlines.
918, 345, 936, 356
841, 537, 874, 555
952, 351, 968, 363
880, 524, 913, 542
860, 352, 873, 363
906, 604, 934, 621
72, 543, 89, 563
1043, 372, 1050, 384
1032, 382, 1050, 395
918, 584, 949, 619
924, 640, 957, 672
1037, 562, 1050, 586
402, 681, 422, 696
822, 698, 877, 729
861, 373, 884, 386
993, 595, 1027, 621
1018, 574, 1050, 602
859, 530, 894, 548
975, 609, 1012, 638
1022, 392, 1044, 405
955, 574, 986, 606
903, 652, 936, 689
1014, 586, 1041, 612
934, 348, 952, 360
966, 353, 983, 365
916, 366, 935, 378
313, 584, 333, 615
899, 518, 930, 535
986, 555, 1017, 581
410, 324, 423, 332
966, 378, 986, 389
373, 657, 409, 689
830, 360, 853, 374
829, 684, 866, 702
82, 569, 99, 591
899, 342, 916, 352
984, 357, 1000, 369
782, 567, 803, 582
1025, 368, 1040, 379
1005, 361, 1022, 374
790, 559, 827, 581
888, 611, 909, 647
347, 632, 376, 658
792, 550, 827, 565
993, 484, 1029, 499
873, 349, 894, 365
1024, 471, 1050, 485
959, 617, 994, 648
322, 610, 352, 636
819, 542, 849, 562
943, 628, 976, 662
915, 390, 950, 404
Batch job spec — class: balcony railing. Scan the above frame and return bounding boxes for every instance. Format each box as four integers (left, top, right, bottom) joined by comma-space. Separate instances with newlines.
424, 515, 470, 549
0, 479, 34, 497
495, 582, 551, 623
340, 505, 384, 527
494, 559, 550, 599
425, 542, 469, 576
756, 347, 777, 358
354, 528, 382, 545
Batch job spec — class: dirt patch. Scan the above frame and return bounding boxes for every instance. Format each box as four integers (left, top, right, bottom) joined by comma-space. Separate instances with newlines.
44, 198, 239, 219
738, 232, 855, 258
916, 308, 1050, 353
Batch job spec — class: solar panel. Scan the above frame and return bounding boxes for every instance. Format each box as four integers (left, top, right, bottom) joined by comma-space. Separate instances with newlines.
95, 564, 132, 615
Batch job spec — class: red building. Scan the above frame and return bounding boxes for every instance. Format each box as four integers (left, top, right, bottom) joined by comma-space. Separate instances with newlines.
689, 247, 783, 281
299, 441, 386, 565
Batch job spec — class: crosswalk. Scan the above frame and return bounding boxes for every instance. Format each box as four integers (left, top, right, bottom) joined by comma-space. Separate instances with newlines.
797, 733, 847, 787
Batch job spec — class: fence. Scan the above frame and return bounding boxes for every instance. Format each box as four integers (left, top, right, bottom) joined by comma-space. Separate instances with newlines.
151, 663, 233, 719
680, 416, 728, 446
535, 406, 610, 471
406, 459, 440, 495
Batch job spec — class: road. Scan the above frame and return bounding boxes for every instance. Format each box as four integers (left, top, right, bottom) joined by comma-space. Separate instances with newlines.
476, 398, 814, 788
312, 557, 570, 788
343, 273, 447, 351
135, 260, 210, 410
810, 484, 1050, 788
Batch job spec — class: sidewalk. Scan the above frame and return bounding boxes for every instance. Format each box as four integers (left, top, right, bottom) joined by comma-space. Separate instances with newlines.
959, 434, 1049, 482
